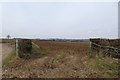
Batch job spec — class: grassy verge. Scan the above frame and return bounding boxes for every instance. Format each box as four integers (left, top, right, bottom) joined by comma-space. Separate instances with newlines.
2, 42, 42, 67
0, 39, 15, 43
2, 50, 16, 67
86, 56, 119, 78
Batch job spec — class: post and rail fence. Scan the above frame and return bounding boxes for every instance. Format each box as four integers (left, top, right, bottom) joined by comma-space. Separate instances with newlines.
5, 38, 119, 59
90, 38, 120, 58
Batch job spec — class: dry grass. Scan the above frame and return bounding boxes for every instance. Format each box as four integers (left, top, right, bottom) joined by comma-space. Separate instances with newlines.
2, 40, 119, 78
84, 57, 119, 78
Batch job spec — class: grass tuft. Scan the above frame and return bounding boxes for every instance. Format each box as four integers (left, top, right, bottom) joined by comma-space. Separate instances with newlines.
87, 57, 119, 78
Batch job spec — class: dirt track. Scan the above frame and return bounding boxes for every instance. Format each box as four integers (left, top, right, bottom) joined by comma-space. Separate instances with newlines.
1, 43, 13, 61
2, 41, 119, 78
0, 43, 14, 79
2, 41, 101, 78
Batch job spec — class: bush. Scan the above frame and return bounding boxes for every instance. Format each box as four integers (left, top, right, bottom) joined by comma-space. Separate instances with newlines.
17, 39, 32, 58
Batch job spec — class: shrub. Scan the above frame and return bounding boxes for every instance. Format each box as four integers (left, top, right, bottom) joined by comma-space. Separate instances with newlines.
17, 39, 32, 58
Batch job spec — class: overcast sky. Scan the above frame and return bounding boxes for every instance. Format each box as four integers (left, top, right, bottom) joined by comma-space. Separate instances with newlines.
1, 2, 118, 39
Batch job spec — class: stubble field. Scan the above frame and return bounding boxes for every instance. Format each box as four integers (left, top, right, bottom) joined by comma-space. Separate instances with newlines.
2, 40, 119, 78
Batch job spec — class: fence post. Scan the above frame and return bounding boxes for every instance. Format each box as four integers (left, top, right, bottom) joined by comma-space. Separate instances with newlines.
89, 41, 92, 57
15, 39, 18, 57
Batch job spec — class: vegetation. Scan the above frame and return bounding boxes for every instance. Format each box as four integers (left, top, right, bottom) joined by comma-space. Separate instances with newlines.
86, 57, 119, 78
2, 49, 16, 67
2, 40, 119, 78
18, 39, 32, 58
0, 39, 15, 43
6, 35, 11, 39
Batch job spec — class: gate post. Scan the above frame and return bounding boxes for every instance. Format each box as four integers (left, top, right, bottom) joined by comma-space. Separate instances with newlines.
15, 39, 18, 57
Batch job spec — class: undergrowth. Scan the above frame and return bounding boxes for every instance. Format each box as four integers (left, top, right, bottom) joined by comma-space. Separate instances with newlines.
87, 56, 119, 78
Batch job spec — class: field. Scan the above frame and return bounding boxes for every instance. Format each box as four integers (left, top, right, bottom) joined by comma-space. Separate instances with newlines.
2, 40, 119, 78
0, 39, 15, 43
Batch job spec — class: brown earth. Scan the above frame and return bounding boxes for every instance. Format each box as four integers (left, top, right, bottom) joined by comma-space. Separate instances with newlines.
1, 43, 14, 62
1, 43, 14, 79
2, 41, 102, 78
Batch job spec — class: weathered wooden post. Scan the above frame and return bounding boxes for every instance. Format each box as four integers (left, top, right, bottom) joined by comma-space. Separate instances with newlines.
89, 41, 92, 57
15, 39, 18, 57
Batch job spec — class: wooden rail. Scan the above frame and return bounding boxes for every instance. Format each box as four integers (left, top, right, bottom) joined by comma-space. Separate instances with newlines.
90, 42, 120, 58
92, 42, 120, 50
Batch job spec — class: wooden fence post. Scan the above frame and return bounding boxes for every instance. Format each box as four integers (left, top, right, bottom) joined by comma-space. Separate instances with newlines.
89, 41, 92, 57
15, 39, 18, 57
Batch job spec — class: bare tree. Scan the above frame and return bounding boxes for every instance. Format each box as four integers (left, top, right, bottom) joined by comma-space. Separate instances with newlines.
7, 35, 11, 39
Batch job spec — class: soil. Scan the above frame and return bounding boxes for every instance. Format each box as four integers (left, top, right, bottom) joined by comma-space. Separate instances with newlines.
2, 43, 14, 61
1, 43, 14, 79
2, 41, 101, 78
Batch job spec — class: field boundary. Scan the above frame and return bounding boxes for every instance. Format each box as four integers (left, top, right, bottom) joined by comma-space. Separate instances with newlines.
90, 39, 120, 58
92, 42, 120, 51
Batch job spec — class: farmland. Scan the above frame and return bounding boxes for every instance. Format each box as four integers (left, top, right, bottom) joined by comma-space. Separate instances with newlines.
2, 40, 119, 78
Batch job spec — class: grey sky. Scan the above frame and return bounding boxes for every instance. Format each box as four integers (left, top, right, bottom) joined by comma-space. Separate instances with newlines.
1, 2, 118, 39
